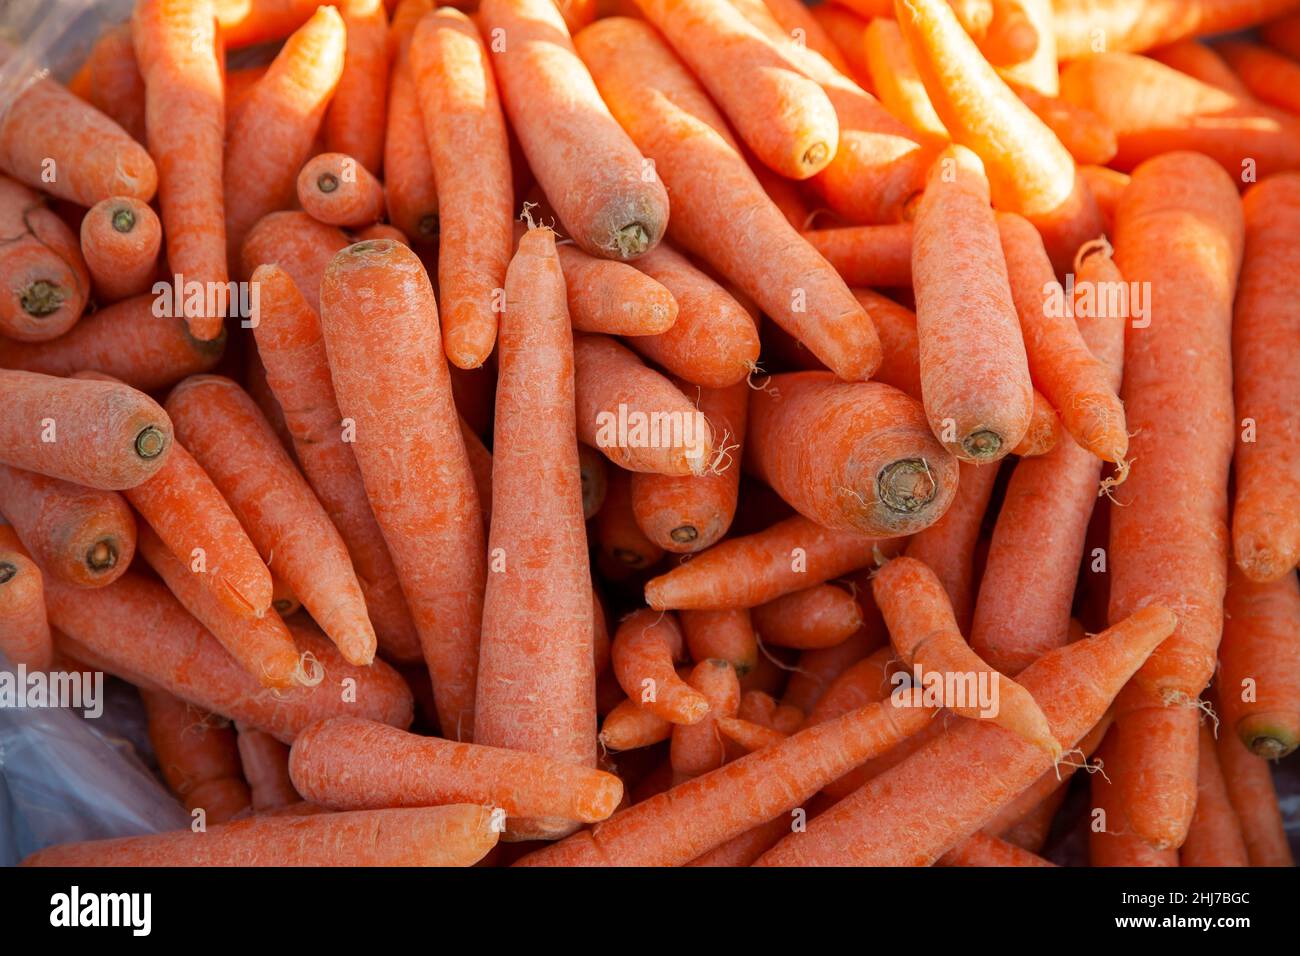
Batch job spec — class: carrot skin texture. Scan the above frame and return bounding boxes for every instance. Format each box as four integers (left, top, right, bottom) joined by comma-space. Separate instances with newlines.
1215, 714, 1295, 866
671, 659, 741, 780
682, 609, 759, 675
295, 153, 387, 227
240, 211, 350, 310
0, 175, 90, 342
141, 689, 250, 824
751, 585, 864, 650
1180, 723, 1250, 867
324, 0, 389, 175
1090, 730, 1180, 867
0, 524, 52, 669
79, 197, 161, 304
612, 610, 710, 725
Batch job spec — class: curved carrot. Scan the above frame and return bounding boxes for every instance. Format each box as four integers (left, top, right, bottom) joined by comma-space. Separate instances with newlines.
240, 210, 349, 308
412, 8, 513, 368
23, 805, 496, 867
0, 523, 52, 669
1215, 712, 1295, 866
671, 659, 741, 780
295, 153, 386, 227
553, 240, 678, 336
612, 610, 710, 726
133, 0, 227, 342
166, 375, 377, 666
383, 0, 439, 244
1052, 0, 1300, 59
1180, 722, 1250, 867
140, 689, 250, 824
324, 0, 388, 175
1089, 729, 1179, 867
681, 609, 759, 676
236, 726, 299, 810
752, 584, 864, 650
0, 175, 89, 342
600, 697, 673, 750
319, 240, 486, 737
79, 197, 161, 303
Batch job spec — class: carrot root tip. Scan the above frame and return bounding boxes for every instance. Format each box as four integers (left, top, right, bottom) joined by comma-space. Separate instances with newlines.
611, 222, 652, 260
20, 280, 65, 317
877, 457, 938, 515
111, 208, 136, 233
669, 525, 698, 544
0, 561, 17, 585
86, 538, 118, 572
960, 430, 1003, 460
134, 425, 168, 459
317, 173, 340, 194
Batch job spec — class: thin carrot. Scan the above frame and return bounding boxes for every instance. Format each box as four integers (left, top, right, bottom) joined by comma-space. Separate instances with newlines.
23, 804, 496, 867
166, 375, 377, 667
236, 726, 300, 811
73, 23, 147, 144
47, 573, 413, 743
383, 0, 439, 244
671, 659, 741, 780
0, 175, 89, 342
320, 240, 486, 738
1052, 0, 1300, 59
685, 814, 793, 866
132, 0, 227, 342
1180, 722, 1250, 867
0, 522, 52, 669
140, 689, 251, 825
575, 16, 883, 381
324, 0, 389, 175
988, 0, 1055, 96
240, 211, 349, 309
611, 610, 709, 725
1089, 729, 1180, 867
551, 239, 678, 336
752, 584, 864, 650
600, 697, 673, 750
1231, 173, 1300, 582
412, 8, 513, 368
864, 17, 949, 140
1149, 39, 1254, 97
295, 153, 386, 228
1215, 709, 1295, 866
251, 263, 421, 663
79, 197, 161, 303
755, 605, 1178, 866
716, 716, 789, 752
223, 7, 346, 263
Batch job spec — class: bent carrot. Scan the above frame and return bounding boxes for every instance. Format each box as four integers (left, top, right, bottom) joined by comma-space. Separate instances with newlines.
0, 523, 52, 669
295, 153, 386, 228
752, 584, 864, 650
141, 689, 250, 825
324, 0, 388, 175
671, 659, 741, 780
79, 197, 161, 303
600, 698, 672, 751
612, 610, 710, 725
0, 175, 89, 342
1180, 723, 1250, 867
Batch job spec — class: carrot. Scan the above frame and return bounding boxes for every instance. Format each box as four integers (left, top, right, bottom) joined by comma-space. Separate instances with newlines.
755, 605, 1177, 866
383, 0, 440, 244
240, 211, 349, 309
1149, 39, 1254, 98
600, 697, 673, 750
236, 726, 299, 810
1052, 0, 1300, 59
0, 69, 156, 209
761, 0, 854, 74
551, 240, 678, 336
1218, 567, 1300, 759
324, 0, 388, 175
0, 523, 52, 669
319, 240, 486, 738
1180, 722, 1250, 867
988, 0, 1055, 96
73, 23, 147, 144
671, 659, 741, 780
295, 153, 386, 228
215, 0, 325, 47
646, 514, 901, 610
132, 0, 228, 342
864, 17, 949, 140
680, 610, 759, 676
624, 245, 760, 389
1059, 53, 1300, 178
166, 375, 377, 667
611, 610, 710, 726
481, 0, 668, 259
251, 263, 421, 663
715, 716, 789, 753
747, 372, 959, 534
1231, 173, 1300, 582
140, 689, 251, 825
412, 9, 513, 368
685, 814, 793, 867
578, 443, 607, 520
1089, 729, 1180, 867
752, 584, 864, 651
1014, 86, 1117, 167
243, 346, 296, 462
0, 175, 90, 342
1215, 711, 1295, 866
78, 197, 161, 303
940, 832, 1054, 866
352, 223, 407, 245
1262, 9, 1300, 60
575, 334, 713, 476
898, 0, 1103, 270
0, 370, 172, 489
223, 7, 346, 264
575, 17, 883, 382
23, 804, 497, 867
1078, 164, 1129, 235
595, 467, 663, 575
802, 224, 914, 290
47, 573, 413, 743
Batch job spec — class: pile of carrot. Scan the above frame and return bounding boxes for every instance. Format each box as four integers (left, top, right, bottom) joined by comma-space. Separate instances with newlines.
2, 0, 1298, 869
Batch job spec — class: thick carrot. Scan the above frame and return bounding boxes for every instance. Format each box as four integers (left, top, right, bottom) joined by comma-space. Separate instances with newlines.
140, 689, 251, 824
132, 0, 227, 342
671, 659, 741, 780
0, 523, 52, 669
1089, 729, 1180, 867
0, 175, 89, 342
645, 514, 901, 610
166, 375, 377, 666
1215, 712, 1295, 866
682, 609, 759, 676
79, 197, 161, 303
1053, 0, 1300, 59
236, 726, 299, 810
940, 832, 1054, 866
747, 372, 959, 534
1059, 53, 1300, 178
575, 334, 713, 476
73, 23, 147, 144
320, 240, 486, 738
24, 804, 496, 867
600, 697, 673, 750
1180, 723, 1250, 867
1014, 86, 1117, 167
0, 71, 156, 208
224, 7, 346, 263
47, 573, 412, 743
802, 224, 914, 289
296, 153, 386, 228
1110, 681, 1201, 851
575, 16, 883, 381
412, 8, 513, 368
383, 0, 439, 244
1218, 567, 1300, 759
251, 263, 421, 663
752, 584, 864, 650
0, 370, 171, 489
630, 380, 747, 553
1231, 173, 1300, 582
1149, 39, 1254, 97
553, 240, 678, 336
865, 17, 949, 140
624, 245, 760, 389
240, 211, 349, 308
611, 610, 710, 725
755, 605, 1178, 866
481, 0, 668, 258
324, 0, 388, 175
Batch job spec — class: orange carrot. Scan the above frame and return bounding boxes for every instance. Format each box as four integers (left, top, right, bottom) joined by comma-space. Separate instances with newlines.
324, 0, 388, 175
1053, 0, 1300, 59
295, 153, 386, 228
24, 804, 496, 867
251, 263, 421, 663
352, 222, 407, 245
715, 716, 789, 752
141, 689, 251, 824
223, 7, 346, 264
752, 584, 864, 650
1149, 38, 1254, 97
1180, 722, 1250, 867
73, 23, 147, 144
864, 17, 949, 140
1089, 728, 1180, 867
411, 8, 513, 368
1231, 173, 1300, 582
578, 443, 607, 520
575, 16, 883, 381
0, 522, 52, 669
761, 0, 854, 74
939, 832, 1054, 866
611, 610, 709, 725
747, 372, 959, 534
1014, 86, 1117, 167
802, 224, 914, 290
132, 0, 228, 341
552, 241, 678, 336
595, 467, 663, 575
1215, 712, 1295, 866
685, 814, 794, 866
0, 175, 89, 342
988, 0, 1055, 96
240, 211, 349, 309
215, 0, 325, 47
236, 726, 299, 810
166, 375, 377, 667
781, 614, 886, 712
681, 609, 759, 676
600, 697, 673, 750
79, 197, 161, 303
1078, 165, 1129, 236
383, 0, 440, 244
671, 659, 741, 779
319, 240, 486, 738
481, 0, 669, 258
48, 573, 412, 742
